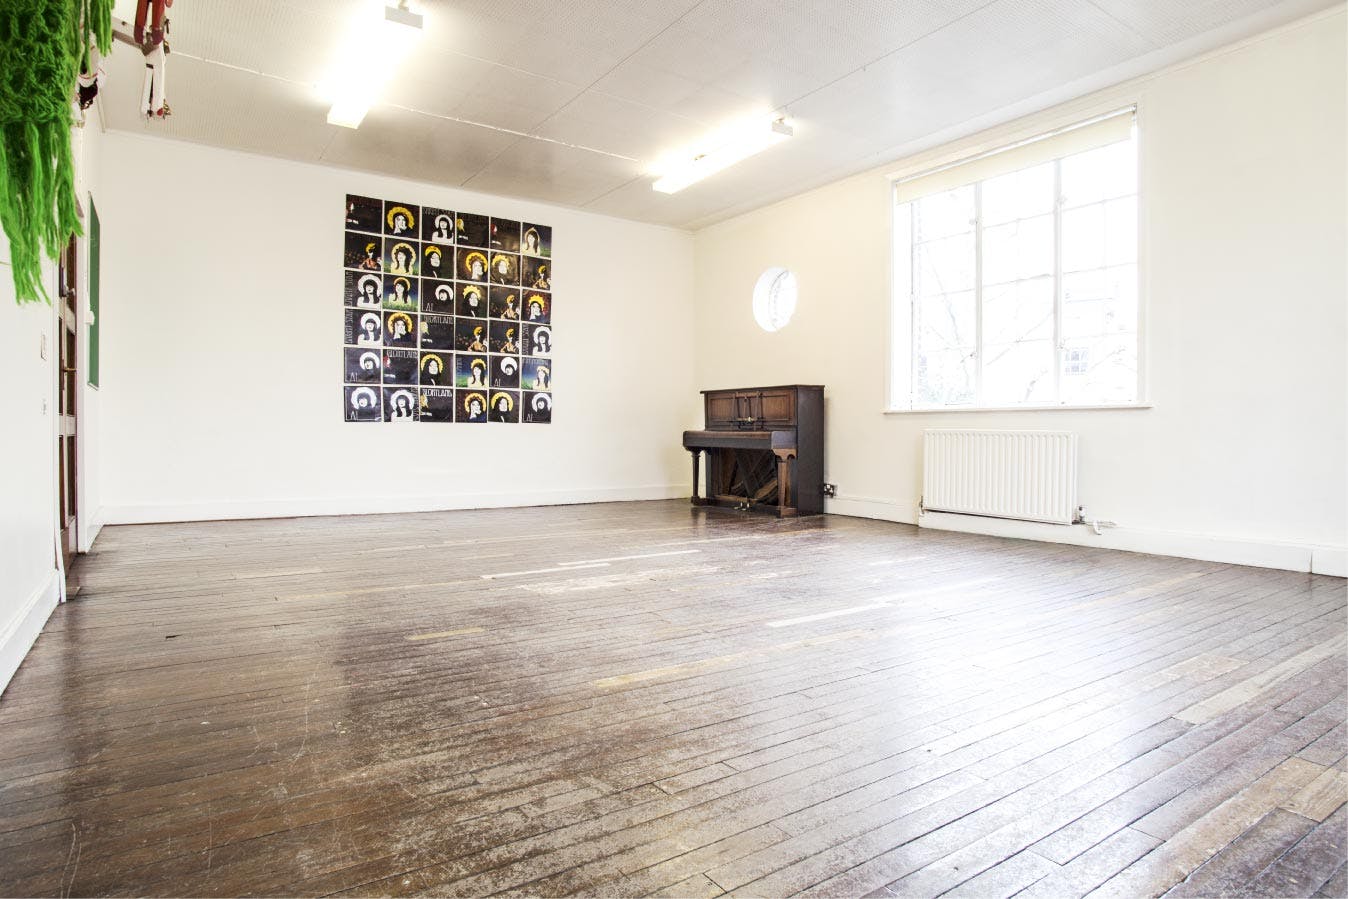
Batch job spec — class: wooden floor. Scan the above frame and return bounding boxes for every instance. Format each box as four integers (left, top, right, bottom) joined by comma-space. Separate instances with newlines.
0, 501, 1344, 899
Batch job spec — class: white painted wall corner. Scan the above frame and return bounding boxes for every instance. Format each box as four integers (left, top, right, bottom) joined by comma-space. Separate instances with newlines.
0, 570, 61, 697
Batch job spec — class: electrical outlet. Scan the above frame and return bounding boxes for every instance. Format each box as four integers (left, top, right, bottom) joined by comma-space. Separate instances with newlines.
822, 483, 837, 498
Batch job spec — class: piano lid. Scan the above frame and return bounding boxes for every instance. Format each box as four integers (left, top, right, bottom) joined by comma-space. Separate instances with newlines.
698, 384, 824, 394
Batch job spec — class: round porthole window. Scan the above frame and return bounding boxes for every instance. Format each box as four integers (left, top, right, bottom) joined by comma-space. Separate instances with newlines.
753, 267, 797, 332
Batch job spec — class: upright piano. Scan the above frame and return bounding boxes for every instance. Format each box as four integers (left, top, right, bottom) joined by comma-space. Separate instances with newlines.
682, 385, 824, 517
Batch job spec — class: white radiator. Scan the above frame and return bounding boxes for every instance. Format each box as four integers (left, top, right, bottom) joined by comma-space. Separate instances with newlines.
922, 429, 1079, 525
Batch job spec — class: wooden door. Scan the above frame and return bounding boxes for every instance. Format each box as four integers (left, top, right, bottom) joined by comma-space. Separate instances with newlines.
57, 237, 79, 590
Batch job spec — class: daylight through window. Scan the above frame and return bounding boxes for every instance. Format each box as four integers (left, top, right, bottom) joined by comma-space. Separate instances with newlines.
753, 267, 798, 332
892, 112, 1139, 409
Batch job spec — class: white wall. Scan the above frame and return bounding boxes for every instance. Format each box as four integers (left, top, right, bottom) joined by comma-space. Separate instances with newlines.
0, 234, 62, 695
0, 104, 106, 692
692, 10, 1347, 574
97, 134, 698, 522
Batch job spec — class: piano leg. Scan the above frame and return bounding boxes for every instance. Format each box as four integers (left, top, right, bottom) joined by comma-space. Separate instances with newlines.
773, 449, 798, 518
689, 450, 708, 506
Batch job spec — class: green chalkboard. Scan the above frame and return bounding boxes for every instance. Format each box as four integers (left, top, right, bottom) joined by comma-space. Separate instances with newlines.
88, 197, 100, 388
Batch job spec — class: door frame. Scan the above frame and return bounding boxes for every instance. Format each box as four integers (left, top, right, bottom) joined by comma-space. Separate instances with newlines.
56, 234, 80, 593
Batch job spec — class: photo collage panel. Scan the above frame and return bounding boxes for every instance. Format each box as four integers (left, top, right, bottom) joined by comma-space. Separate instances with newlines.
342, 194, 553, 423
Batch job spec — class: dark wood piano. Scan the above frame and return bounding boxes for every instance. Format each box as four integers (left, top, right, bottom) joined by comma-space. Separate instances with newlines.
683, 385, 824, 517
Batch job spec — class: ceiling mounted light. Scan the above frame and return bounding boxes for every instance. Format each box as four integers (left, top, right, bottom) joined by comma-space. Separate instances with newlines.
323, 2, 424, 129
650, 115, 793, 194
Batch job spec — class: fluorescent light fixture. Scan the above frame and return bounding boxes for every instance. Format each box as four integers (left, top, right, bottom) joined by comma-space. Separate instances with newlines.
322, 2, 423, 129
650, 115, 793, 194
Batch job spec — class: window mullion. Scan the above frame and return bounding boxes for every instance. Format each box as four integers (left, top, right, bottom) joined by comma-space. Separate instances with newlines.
973, 182, 983, 405
1053, 159, 1064, 405
909, 202, 918, 408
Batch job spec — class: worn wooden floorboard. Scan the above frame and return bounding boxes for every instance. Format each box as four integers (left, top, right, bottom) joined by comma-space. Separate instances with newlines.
0, 500, 1342, 898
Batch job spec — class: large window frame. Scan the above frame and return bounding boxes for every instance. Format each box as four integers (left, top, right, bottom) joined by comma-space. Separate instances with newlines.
887, 108, 1148, 413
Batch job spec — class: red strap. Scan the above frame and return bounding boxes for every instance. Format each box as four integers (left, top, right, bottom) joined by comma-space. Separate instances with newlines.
133, 0, 148, 43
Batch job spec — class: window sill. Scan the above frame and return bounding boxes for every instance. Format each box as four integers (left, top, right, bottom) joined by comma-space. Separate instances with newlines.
884, 403, 1153, 415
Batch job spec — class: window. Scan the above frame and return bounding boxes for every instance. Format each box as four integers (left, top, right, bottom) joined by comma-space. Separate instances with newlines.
892, 111, 1139, 410
753, 267, 798, 332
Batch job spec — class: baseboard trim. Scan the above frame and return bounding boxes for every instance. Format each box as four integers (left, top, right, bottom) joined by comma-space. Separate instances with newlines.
0, 570, 61, 697
1311, 546, 1348, 578
79, 509, 104, 553
103, 484, 689, 525
823, 495, 1344, 576
826, 495, 917, 525
915, 510, 1346, 576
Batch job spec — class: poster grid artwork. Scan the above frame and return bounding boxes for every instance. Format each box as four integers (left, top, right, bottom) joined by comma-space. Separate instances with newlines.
342, 194, 553, 423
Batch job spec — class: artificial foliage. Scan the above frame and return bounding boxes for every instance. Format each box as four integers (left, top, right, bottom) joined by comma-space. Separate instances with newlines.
0, 0, 111, 304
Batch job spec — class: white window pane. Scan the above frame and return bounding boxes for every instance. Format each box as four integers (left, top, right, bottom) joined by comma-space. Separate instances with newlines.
916, 291, 976, 353
1062, 204, 1105, 273
895, 202, 914, 299
982, 340, 1055, 405
916, 348, 975, 406
914, 186, 975, 241
916, 233, 975, 296
982, 162, 1054, 225
1062, 264, 1137, 337
1060, 333, 1137, 405
1061, 139, 1136, 208
982, 214, 1053, 285
983, 278, 1054, 345
1105, 197, 1137, 266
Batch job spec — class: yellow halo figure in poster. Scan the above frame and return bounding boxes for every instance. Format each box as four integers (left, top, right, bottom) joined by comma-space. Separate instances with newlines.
490, 253, 515, 284
388, 242, 417, 275
525, 293, 548, 321
420, 353, 446, 385
387, 206, 416, 234
490, 392, 514, 411
387, 312, 413, 344
463, 250, 487, 281
462, 391, 487, 421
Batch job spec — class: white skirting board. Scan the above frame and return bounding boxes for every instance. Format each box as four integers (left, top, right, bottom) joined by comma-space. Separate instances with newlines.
0, 569, 61, 697
825, 494, 1347, 577
102, 483, 689, 524
78, 510, 104, 553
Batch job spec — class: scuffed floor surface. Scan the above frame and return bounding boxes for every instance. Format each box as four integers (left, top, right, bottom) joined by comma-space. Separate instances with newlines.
0, 500, 1343, 897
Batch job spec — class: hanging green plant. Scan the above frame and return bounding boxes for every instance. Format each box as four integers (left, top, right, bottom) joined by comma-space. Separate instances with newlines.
0, 0, 112, 305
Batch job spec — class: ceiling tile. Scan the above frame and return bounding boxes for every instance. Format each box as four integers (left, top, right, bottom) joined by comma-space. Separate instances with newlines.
99, 52, 334, 162
462, 138, 644, 207
420, 0, 702, 85
320, 105, 520, 184
445, 64, 586, 134
97, 0, 1333, 230
584, 123, 877, 226
532, 91, 706, 163
1087, 0, 1305, 46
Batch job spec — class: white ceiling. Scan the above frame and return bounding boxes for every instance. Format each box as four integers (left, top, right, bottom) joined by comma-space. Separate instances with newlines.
99, 0, 1335, 229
